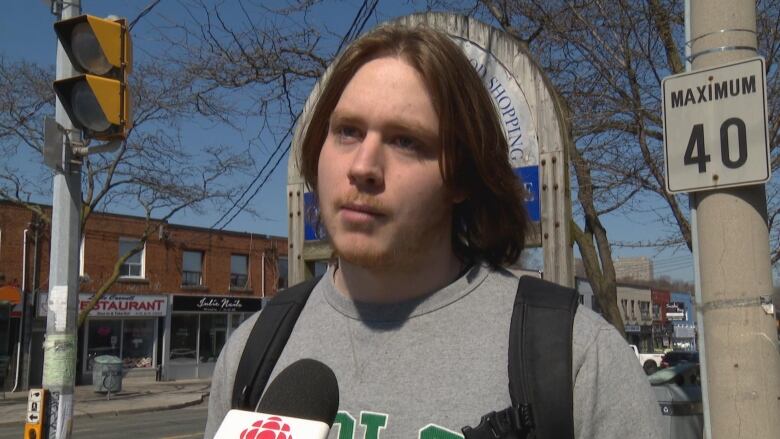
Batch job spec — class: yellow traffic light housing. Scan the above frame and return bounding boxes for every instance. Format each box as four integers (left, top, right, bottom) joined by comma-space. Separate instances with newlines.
53, 15, 132, 141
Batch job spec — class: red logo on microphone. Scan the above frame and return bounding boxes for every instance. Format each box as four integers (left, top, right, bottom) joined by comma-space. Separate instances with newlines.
240, 416, 293, 439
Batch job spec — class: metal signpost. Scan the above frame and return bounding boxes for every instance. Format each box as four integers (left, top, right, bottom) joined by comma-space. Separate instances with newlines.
37, 1, 132, 437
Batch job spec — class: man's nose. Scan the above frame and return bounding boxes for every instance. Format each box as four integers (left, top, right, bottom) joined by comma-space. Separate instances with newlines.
347, 133, 384, 189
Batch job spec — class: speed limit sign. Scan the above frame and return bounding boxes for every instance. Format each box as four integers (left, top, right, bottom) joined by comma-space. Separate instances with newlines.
662, 57, 770, 193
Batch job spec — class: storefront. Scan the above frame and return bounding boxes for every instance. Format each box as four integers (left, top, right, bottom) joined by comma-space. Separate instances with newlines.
625, 324, 654, 352
0, 286, 21, 360
652, 322, 674, 350
667, 295, 697, 350
164, 295, 262, 380
672, 323, 697, 350
0, 300, 10, 368
38, 292, 167, 383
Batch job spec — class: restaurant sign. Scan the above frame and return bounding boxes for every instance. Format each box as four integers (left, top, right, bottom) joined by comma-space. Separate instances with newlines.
38, 293, 167, 318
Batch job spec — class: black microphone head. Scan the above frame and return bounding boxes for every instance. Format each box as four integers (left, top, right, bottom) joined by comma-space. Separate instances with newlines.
257, 358, 340, 426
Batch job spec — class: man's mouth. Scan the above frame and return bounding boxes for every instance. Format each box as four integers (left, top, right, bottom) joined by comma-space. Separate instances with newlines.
341, 202, 383, 216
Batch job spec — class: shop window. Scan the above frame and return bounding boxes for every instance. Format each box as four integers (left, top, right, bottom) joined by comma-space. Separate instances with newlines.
118, 239, 144, 278
230, 313, 249, 334
121, 319, 155, 368
86, 319, 156, 371
277, 257, 288, 289
640, 301, 651, 320
0, 304, 10, 355
199, 314, 227, 364
86, 319, 122, 371
230, 254, 249, 289
170, 314, 198, 363
182, 250, 204, 286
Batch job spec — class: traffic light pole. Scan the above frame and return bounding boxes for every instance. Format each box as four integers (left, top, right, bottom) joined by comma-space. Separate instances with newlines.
43, 0, 82, 438
690, 0, 780, 438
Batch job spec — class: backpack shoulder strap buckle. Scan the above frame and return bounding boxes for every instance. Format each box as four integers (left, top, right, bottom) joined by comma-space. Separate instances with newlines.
461, 405, 535, 439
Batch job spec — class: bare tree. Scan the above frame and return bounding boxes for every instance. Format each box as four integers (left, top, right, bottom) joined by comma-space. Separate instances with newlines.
1, 1, 363, 323
0, 51, 253, 325
141, 0, 638, 333
15, 0, 770, 336
430, 0, 780, 335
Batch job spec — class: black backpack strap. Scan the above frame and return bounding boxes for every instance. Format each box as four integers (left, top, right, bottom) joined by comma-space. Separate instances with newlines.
231, 276, 321, 410
509, 275, 579, 439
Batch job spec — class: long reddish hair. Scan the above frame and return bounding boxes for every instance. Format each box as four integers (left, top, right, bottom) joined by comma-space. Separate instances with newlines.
299, 24, 529, 267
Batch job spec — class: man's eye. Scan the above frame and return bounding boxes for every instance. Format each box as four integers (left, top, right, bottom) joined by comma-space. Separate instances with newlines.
392, 136, 419, 150
337, 126, 361, 142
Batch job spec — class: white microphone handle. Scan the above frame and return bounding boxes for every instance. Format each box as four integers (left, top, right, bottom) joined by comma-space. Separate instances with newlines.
214, 409, 331, 439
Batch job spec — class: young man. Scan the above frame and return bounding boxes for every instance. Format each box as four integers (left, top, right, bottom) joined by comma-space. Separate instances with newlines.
205, 25, 663, 439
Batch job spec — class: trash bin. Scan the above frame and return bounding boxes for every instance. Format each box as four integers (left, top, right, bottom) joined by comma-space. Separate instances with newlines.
92, 355, 123, 393
649, 362, 703, 439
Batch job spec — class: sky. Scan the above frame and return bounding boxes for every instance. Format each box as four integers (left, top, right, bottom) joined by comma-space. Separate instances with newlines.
0, 0, 697, 283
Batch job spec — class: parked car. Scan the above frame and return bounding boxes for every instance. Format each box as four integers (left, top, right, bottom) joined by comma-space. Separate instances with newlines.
648, 363, 703, 439
661, 351, 699, 368
629, 344, 664, 374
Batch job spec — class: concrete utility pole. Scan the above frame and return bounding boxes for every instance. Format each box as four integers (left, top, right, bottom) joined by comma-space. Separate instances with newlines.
42, 0, 82, 437
690, 1, 780, 437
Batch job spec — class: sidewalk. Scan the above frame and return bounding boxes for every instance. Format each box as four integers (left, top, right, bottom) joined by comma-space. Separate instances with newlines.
0, 379, 210, 427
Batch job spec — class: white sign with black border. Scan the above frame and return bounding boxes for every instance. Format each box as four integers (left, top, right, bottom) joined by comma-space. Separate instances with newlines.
663, 57, 770, 193
26, 389, 44, 424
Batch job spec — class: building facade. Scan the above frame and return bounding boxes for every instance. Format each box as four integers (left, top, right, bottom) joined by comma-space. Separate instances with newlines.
0, 201, 287, 390
669, 291, 697, 351
617, 284, 654, 352
575, 277, 697, 354
614, 256, 654, 282
650, 288, 672, 350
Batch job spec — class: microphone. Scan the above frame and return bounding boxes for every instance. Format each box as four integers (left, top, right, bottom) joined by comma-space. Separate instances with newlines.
214, 359, 340, 439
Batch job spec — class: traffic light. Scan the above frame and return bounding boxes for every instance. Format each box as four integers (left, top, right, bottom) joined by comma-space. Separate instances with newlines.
53, 15, 132, 141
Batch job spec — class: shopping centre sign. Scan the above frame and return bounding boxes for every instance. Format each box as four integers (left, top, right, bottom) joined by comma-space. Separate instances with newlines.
38, 293, 167, 318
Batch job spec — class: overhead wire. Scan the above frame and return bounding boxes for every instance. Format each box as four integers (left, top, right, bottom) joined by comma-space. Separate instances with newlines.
213, 0, 377, 230
128, 0, 162, 31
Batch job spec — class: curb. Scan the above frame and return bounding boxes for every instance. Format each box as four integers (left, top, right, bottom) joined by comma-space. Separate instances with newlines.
75, 393, 208, 419
0, 393, 208, 428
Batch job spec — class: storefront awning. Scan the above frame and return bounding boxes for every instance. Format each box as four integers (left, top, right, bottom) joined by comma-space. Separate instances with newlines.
0, 285, 21, 305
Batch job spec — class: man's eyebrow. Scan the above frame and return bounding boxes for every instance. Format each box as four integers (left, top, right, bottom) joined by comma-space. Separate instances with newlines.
383, 120, 438, 142
330, 109, 434, 133
328, 109, 362, 125
331, 109, 436, 137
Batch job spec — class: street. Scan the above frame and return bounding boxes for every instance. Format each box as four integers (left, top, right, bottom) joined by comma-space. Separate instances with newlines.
0, 402, 207, 439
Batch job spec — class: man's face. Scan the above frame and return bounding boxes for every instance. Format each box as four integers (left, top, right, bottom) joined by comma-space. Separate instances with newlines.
317, 56, 456, 270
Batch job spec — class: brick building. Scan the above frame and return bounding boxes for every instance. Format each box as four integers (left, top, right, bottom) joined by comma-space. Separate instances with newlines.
650, 288, 672, 350
0, 201, 287, 388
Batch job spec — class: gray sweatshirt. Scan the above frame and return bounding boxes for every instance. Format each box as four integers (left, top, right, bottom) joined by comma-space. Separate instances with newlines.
205, 263, 663, 438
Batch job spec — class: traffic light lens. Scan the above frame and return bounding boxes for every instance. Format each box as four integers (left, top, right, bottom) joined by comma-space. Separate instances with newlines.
71, 23, 112, 75
71, 81, 111, 133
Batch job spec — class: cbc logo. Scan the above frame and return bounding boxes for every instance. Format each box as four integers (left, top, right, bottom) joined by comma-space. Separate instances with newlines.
240, 416, 293, 439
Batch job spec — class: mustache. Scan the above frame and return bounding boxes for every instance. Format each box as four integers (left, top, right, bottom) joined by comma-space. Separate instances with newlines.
335, 192, 387, 214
